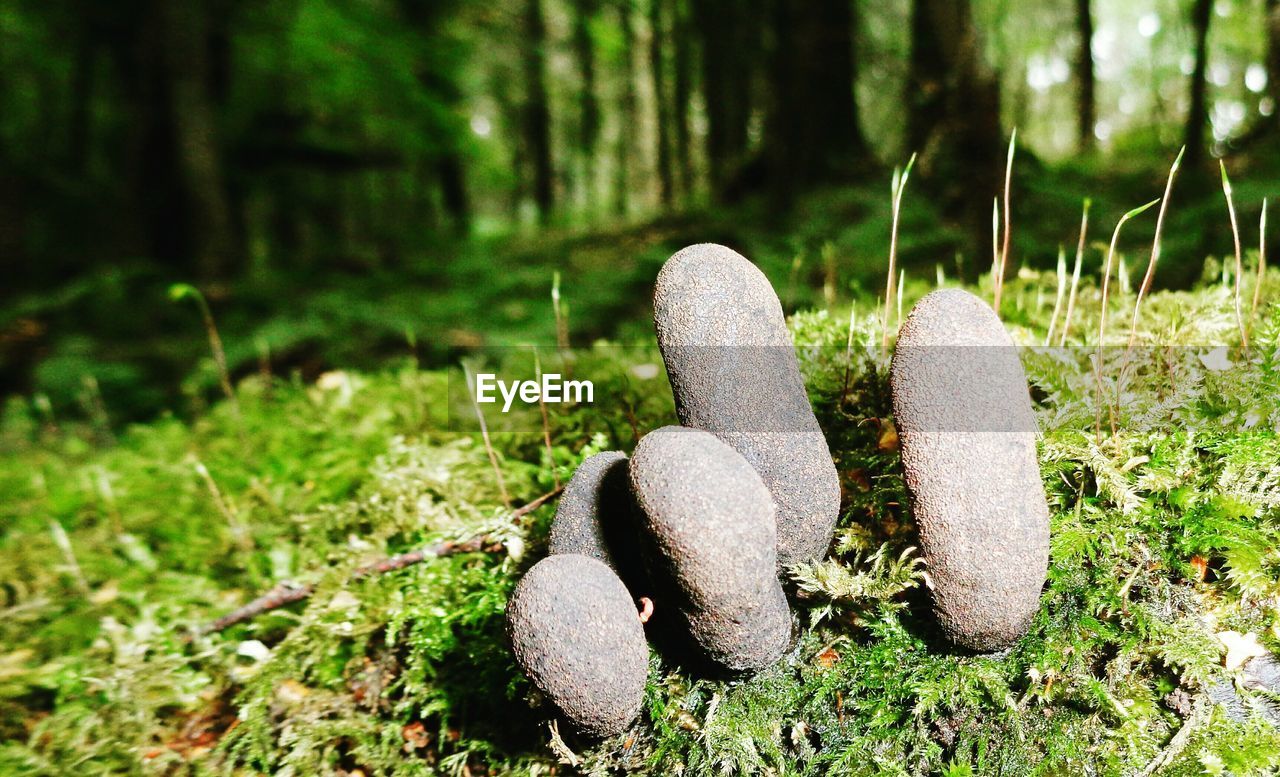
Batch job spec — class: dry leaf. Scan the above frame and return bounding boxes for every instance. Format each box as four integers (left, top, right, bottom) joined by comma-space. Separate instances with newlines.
878, 420, 899, 452
1199, 346, 1233, 371
1217, 630, 1268, 671
1189, 555, 1208, 582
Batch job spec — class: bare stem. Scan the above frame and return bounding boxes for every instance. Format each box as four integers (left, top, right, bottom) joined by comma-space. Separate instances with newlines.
1095, 199, 1160, 442
991, 197, 1000, 307
195, 460, 252, 552
171, 285, 236, 407
534, 349, 560, 489
1046, 247, 1068, 346
896, 269, 906, 329
551, 271, 569, 354
1060, 198, 1091, 345
1220, 162, 1248, 346
48, 519, 90, 596
1127, 147, 1185, 350
464, 363, 512, 509
1249, 198, 1268, 338
882, 154, 916, 348
840, 306, 858, 406
993, 130, 1017, 313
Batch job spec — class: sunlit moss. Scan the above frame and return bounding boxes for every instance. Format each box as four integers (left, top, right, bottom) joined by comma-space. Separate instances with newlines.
3, 275, 1280, 774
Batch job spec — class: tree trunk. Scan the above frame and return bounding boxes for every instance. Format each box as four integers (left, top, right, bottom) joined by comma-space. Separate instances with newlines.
1268, 0, 1280, 112
571, 0, 601, 210
690, 0, 754, 199
906, 0, 1003, 270
672, 0, 694, 198
1075, 0, 1096, 152
160, 0, 236, 278
1184, 0, 1213, 167
523, 0, 555, 224
764, 0, 869, 203
614, 1, 639, 217
650, 0, 674, 207
397, 0, 472, 237
68, 30, 95, 176
437, 153, 470, 236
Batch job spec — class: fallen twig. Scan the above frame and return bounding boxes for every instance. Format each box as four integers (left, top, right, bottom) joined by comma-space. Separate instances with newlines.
1138, 697, 1206, 777
196, 487, 562, 634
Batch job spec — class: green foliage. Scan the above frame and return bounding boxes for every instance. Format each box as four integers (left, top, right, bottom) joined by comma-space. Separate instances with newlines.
4, 275, 1280, 775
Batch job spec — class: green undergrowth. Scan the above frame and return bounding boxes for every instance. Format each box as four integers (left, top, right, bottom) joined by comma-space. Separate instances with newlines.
3, 270, 1280, 775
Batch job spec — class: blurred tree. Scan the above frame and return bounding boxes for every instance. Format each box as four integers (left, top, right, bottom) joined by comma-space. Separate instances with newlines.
571, 0, 601, 210
399, 0, 471, 236
650, 0, 674, 207
523, 0, 555, 224
614, 0, 639, 216
691, 0, 757, 200
1269, 0, 1280, 115
162, 0, 236, 278
763, 0, 872, 205
1075, 0, 1096, 152
1232, 0, 1280, 147
7, 0, 1280, 305
671, 0, 695, 198
1185, 0, 1213, 166
907, 0, 1003, 263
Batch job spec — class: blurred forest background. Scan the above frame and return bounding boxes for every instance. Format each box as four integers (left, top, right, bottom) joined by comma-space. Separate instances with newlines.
4, 0, 1280, 423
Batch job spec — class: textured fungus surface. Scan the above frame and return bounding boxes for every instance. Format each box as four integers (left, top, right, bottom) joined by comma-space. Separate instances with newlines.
548, 451, 631, 567
629, 426, 791, 673
506, 554, 649, 738
652, 243, 841, 568
890, 288, 1050, 651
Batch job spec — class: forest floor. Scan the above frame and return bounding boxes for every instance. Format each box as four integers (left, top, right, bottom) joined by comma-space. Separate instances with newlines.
3, 256, 1280, 774
6, 152, 1254, 427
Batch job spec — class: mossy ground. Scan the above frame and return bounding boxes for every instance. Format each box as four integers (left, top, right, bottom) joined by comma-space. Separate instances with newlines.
3, 266, 1280, 776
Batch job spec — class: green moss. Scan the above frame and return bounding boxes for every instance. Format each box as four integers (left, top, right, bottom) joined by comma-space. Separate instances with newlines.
3, 274, 1280, 775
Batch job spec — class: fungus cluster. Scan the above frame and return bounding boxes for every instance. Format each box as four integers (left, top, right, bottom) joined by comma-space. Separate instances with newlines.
506, 246, 1050, 738
890, 289, 1050, 652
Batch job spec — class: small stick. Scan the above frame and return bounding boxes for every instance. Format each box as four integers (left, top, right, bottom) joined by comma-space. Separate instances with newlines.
896, 269, 906, 329
786, 254, 803, 311
991, 197, 1001, 307
198, 487, 562, 634
94, 467, 124, 535
1095, 199, 1160, 442
170, 284, 238, 409
1045, 246, 1068, 346
1117, 148, 1184, 430
534, 350, 560, 489
840, 306, 858, 407
1138, 698, 1206, 777
1060, 199, 1091, 345
993, 130, 1017, 313
49, 519, 91, 596
1220, 162, 1248, 346
823, 242, 838, 310
464, 363, 512, 509
882, 154, 916, 348
1249, 198, 1268, 338
551, 271, 569, 354
1099, 201, 1160, 345
195, 460, 252, 552
1127, 147, 1185, 350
